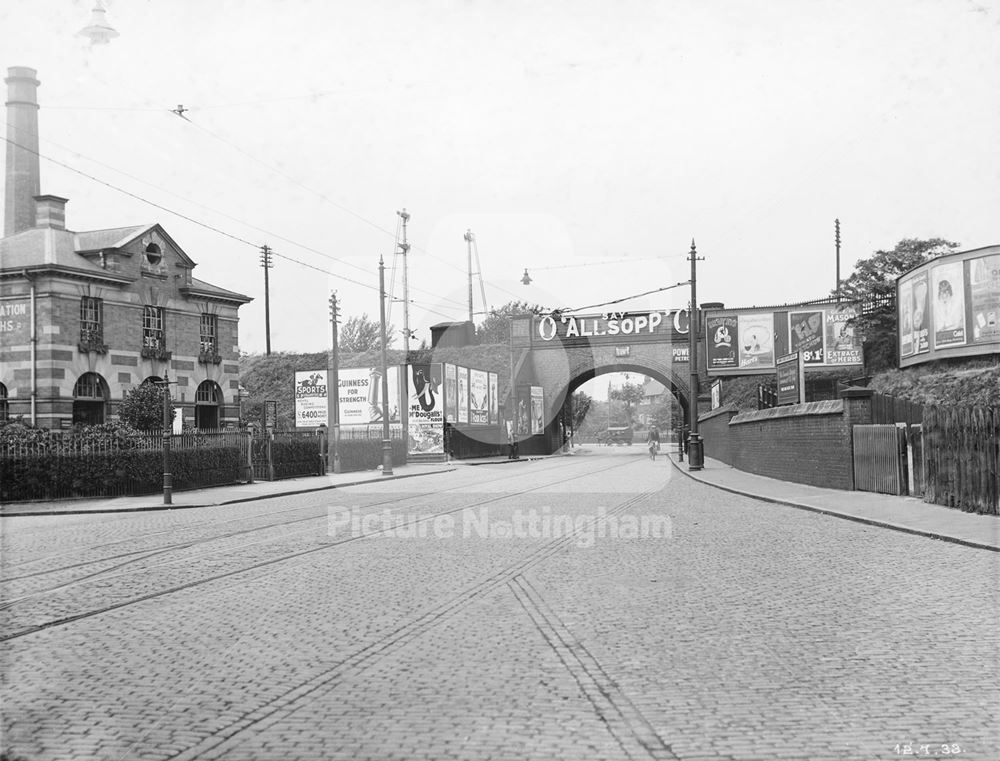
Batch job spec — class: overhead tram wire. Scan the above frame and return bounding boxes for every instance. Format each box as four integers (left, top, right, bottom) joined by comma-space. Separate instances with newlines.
0, 134, 460, 323
554, 281, 691, 315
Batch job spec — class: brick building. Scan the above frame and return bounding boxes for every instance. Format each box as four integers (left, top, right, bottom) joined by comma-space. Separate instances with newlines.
0, 67, 251, 429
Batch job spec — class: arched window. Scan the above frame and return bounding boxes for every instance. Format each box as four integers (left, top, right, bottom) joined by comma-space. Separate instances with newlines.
0, 382, 8, 421
73, 372, 109, 426
140, 376, 164, 387
195, 380, 222, 430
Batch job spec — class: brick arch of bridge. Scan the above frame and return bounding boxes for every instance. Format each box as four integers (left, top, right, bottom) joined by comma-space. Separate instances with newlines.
520, 341, 697, 452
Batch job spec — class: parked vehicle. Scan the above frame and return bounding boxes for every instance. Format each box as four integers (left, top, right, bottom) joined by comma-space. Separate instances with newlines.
597, 426, 633, 446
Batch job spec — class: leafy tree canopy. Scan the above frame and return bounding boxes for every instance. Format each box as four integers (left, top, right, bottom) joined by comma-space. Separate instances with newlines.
118, 382, 175, 430
476, 301, 548, 344
339, 313, 396, 354
569, 391, 592, 432
837, 238, 959, 372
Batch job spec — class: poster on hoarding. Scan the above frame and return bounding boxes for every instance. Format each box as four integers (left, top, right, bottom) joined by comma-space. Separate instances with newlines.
776, 353, 803, 405
738, 313, 775, 369
408, 363, 444, 454
824, 305, 863, 365
969, 254, 1000, 344
294, 370, 328, 428
457, 367, 469, 424
488, 373, 499, 425
337, 367, 400, 424
530, 386, 544, 435
932, 261, 966, 348
911, 271, 930, 354
470, 369, 489, 425
444, 363, 457, 423
788, 311, 825, 365
899, 279, 914, 357
706, 314, 738, 369
516, 386, 531, 435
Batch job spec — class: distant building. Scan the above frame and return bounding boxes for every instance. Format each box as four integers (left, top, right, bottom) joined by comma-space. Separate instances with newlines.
0, 67, 251, 429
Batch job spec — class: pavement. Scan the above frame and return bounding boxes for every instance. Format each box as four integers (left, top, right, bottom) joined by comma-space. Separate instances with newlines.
668, 451, 1000, 552
4, 446, 998, 554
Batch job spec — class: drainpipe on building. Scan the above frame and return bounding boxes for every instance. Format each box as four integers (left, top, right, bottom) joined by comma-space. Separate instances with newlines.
22, 269, 37, 425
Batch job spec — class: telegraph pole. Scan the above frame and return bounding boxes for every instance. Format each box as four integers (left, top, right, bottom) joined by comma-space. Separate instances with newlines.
835, 218, 842, 302
687, 239, 705, 470
397, 209, 411, 356
464, 229, 475, 325
260, 244, 274, 355
378, 256, 394, 475
328, 291, 342, 474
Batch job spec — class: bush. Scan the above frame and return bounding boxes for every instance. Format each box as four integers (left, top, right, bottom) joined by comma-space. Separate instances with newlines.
270, 437, 322, 479
336, 438, 406, 472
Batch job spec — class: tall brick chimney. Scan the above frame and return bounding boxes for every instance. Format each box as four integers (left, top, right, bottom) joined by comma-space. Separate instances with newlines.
4, 66, 41, 237
34, 195, 68, 230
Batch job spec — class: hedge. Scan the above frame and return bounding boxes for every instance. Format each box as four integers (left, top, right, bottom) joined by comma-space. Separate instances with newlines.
337, 438, 407, 472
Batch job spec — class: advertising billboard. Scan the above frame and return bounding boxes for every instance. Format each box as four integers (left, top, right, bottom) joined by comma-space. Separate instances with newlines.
488, 373, 499, 425
444, 363, 457, 423
457, 367, 469, 424
898, 245, 1000, 367
470, 369, 489, 425
337, 367, 401, 425
530, 386, 544, 435
705, 303, 864, 376
294, 370, 328, 428
407, 363, 444, 454
776, 353, 804, 406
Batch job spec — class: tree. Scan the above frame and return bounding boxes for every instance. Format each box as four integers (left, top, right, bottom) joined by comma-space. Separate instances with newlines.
609, 381, 645, 426
118, 382, 175, 430
837, 238, 959, 372
340, 314, 395, 354
568, 391, 592, 432
476, 301, 548, 344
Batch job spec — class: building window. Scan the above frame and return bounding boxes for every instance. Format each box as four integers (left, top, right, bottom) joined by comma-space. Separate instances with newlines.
144, 243, 162, 265
200, 313, 218, 351
142, 305, 164, 349
73, 372, 108, 426
78, 297, 106, 353
0, 382, 8, 421
195, 380, 222, 429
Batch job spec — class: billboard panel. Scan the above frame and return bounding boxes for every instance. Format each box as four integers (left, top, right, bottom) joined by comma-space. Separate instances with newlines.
969, 254, 1000, 344
931, 261, 966, 348
338, 367, 401, 425
911, 271, 930, 354
899, 279, 914, 357
457, 367, 469, 424
407, 363, 444, 454
294, 370, 328, 428
824, 304, 863, 365
470, 369, 489, 425
737, 312, 775, 370
706, 314, 738, 369
444, 363, 457, 423
530, 386, 544, 435
788, 311, 825, 365
488, 373, 499, 425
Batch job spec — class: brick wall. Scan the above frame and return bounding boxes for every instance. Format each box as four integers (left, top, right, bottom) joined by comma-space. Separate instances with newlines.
699, 405, 738, 465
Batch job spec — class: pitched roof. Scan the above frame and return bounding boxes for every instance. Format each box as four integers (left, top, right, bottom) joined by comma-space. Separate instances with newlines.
73, 224, 156, 253
181, 278, 253, 304
0, 227, 129, 283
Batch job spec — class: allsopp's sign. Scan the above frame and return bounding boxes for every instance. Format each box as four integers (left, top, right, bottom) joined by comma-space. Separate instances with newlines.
534, 310, 690, 343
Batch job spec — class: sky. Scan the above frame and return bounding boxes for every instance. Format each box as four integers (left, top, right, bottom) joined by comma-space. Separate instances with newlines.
2, 0, 998, 400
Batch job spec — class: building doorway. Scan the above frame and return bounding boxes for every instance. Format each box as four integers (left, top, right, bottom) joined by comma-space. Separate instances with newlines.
195, 380, 222, 429
73, 372, 109, 425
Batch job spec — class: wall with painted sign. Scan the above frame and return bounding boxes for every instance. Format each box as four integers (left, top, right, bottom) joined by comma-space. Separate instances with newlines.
533, 309, 690, 344
898, 245, 1000, 367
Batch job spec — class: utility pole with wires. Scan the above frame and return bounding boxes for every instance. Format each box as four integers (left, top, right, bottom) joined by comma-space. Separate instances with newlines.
328, 291, 342, 474
260, 244, 274, 356
464, 229, 489, 333
464, 229, 475, 326
835, 218, 842, 302
397, 209, 412, 356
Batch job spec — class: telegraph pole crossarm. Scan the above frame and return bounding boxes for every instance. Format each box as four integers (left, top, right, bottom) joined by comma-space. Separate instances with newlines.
687, 239, 705, 471
260, 244, 274, 356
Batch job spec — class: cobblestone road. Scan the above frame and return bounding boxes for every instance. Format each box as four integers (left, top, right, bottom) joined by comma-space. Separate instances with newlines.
2, 449, 998, 761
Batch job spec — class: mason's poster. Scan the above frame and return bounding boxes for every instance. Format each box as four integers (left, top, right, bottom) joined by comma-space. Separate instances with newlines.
899, 279, 914, 357
457, 367, 469, 424
931, 261, 966, 348
470, 369, 489, 425
443, 363, 457, 423
338, 367, 400, 424
824, 305, 863, 365
407, 363, 443, 454
530, 386, 544, 435
488, 373, 499, 425
706, 314, 737, 369
911, 271, 930, 354
737, 313, 775, 369
294, 370, 328, 428
969, 254, 1000, 344
788, 311, 825, 365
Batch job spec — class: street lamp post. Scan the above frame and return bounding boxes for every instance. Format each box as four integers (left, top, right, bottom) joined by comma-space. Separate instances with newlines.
158, 376, 176, 504
378, 256, 394, 475
687, 239, 705, 470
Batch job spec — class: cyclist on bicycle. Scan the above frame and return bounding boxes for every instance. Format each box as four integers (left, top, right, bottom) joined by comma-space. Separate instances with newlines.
646, 425, 661, 460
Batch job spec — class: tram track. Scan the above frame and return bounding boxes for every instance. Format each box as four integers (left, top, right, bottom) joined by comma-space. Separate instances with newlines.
1, 455, 645, 642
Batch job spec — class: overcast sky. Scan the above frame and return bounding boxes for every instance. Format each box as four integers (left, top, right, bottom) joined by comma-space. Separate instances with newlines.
2, 0, 998, 399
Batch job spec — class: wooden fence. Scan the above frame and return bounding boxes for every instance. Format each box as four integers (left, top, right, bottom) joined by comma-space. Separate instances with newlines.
922, 405, 1000, 515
